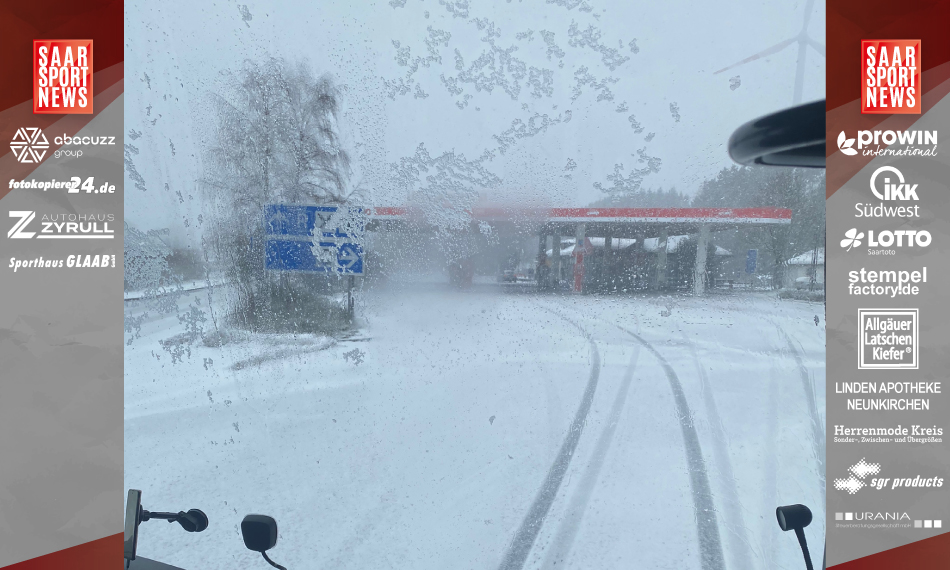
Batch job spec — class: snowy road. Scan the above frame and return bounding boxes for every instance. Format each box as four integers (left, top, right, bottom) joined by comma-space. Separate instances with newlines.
125, 285, 825, 570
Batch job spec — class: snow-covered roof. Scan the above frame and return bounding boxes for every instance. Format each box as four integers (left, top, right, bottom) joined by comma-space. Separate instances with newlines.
786, 247, 824, 265
641, 235, 731, 256
545, 245, 576, 257
587, 237, 637, 250
641, 235, 690, 253
547, 235, 731, 257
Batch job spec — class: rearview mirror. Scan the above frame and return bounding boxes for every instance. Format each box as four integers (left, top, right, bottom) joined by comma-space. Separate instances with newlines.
728, 100, 825, 168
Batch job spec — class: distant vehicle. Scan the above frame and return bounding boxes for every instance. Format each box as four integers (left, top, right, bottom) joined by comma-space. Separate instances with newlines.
794, 276, 813, 290
448, 258, 475, 288
498, 269, 517, 283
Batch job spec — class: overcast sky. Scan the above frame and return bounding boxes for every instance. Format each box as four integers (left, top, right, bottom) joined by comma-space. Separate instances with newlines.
125, 0, 825, 243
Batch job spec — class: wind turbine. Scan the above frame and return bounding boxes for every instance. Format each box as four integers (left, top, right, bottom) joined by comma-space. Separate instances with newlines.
714, 0, 826, 104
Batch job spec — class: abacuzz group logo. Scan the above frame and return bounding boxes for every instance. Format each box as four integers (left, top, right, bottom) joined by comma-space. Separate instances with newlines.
10, 128, 49, 163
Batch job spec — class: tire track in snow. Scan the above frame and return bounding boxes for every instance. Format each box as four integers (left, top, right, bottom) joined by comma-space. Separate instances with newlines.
678, 329, 755, 570
762, 345, 781, 570
496, 305, 602, 570
598, 318, 726, 570
539, 310, 642, 569
773, 322, 826, 505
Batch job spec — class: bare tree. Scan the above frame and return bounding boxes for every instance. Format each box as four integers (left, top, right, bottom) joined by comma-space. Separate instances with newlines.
201, 57, 353, 331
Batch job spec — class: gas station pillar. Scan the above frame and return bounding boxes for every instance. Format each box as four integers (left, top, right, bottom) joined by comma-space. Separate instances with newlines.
693, 223, 711, 296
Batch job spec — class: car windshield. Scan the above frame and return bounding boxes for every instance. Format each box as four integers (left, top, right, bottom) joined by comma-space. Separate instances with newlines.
124, 1, 826, 569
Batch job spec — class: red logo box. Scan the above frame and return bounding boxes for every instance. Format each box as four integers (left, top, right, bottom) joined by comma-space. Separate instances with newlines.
861, 40, 921, 114
33, 39, 93, 114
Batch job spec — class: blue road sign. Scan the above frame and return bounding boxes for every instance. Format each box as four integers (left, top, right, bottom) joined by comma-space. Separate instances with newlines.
745, 249, 758, 274
264, 205, 364, 275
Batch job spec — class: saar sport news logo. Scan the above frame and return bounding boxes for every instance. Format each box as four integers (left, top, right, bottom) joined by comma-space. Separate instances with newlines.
862, 40, 920, 114
835, 457, 943, 495
33, 40, 92, 114
7, 211, 115, 239
9, 127, 116, 164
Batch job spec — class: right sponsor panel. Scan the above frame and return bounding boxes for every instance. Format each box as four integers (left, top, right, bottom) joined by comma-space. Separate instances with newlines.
827, 33, 950, 565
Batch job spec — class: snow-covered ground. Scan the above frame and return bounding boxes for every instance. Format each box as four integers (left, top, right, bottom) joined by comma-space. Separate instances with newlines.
125, 285, 825, 570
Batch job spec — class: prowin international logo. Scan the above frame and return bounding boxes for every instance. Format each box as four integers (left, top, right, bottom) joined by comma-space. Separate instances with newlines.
10, 128, 49, 163
837, 132, 858, 155
7, 211, 115, 239
837, 130, 937, 157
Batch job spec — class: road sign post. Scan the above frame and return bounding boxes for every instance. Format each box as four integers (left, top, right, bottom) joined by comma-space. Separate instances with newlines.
263, 205, 364, 275
746, 249, 757, 289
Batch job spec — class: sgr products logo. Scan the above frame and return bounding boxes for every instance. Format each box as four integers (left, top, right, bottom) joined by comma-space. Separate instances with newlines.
862, 40, 920, 114
859, 309, 918, 369
10, 128, 49, 163
837, 130, 937, 157
840, 227, 930, 255
834, 458, 882, 495
33, 40, 92, 114
7, 211, 115, 240
835, 457, 943, 495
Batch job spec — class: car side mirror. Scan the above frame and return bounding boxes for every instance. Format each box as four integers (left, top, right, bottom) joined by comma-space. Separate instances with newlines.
776, 504, 815, 570
242, 515, 286, 569
124, 489, 143, 563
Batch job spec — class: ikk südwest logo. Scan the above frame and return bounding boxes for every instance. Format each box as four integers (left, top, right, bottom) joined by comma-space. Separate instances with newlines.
862, 40, 920, 114
33, 40, 93, 114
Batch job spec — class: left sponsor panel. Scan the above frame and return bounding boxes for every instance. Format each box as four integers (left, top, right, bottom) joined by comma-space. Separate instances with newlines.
0, 23, 124, 570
